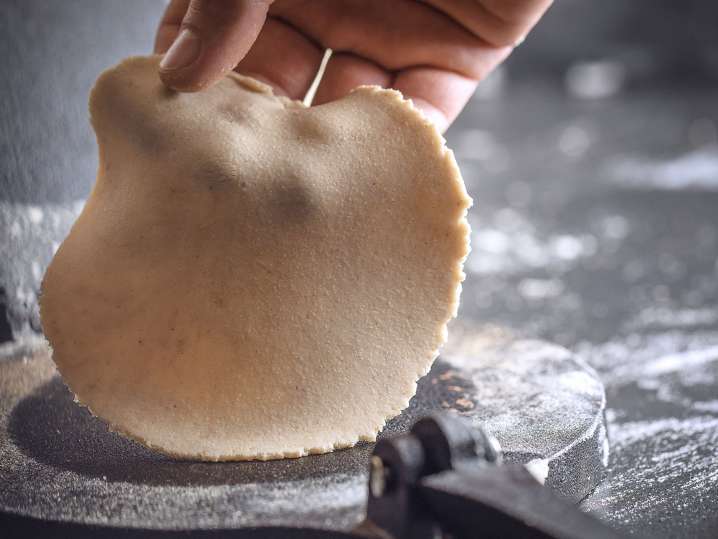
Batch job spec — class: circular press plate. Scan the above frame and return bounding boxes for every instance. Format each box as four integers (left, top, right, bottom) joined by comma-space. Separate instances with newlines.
0, 326, 607, 531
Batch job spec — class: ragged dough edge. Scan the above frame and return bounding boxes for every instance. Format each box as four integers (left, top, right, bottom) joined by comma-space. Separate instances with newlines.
339, 85, 473, 448
49, 57, 472, 461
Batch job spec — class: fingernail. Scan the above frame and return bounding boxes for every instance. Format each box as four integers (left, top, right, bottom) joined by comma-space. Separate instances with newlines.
160, 28, 201, 71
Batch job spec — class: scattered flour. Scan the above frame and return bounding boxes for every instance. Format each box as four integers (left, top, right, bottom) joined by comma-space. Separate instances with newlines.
0, 200, 84, 341
627, 307, 718, 331
608, 149, 718, 191
584, 415, 718, 523
579, 328, 718, 529
466, 209, 598, 276
577, 330, 718, 387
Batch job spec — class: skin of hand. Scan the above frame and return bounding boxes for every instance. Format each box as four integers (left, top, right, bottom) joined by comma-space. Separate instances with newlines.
155, 0, 552, 132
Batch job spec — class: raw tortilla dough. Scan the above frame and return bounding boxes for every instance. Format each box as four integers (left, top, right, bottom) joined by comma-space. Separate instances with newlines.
40, 55, 471, 461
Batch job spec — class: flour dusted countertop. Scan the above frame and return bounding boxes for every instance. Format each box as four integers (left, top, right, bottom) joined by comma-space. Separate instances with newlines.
1, 0, 718, 536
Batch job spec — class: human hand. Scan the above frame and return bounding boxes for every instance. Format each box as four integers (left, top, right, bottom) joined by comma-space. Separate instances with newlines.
155, 0, 552, 132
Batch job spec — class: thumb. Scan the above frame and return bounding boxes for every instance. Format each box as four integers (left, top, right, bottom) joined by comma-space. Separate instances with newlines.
158, 0, 272, 92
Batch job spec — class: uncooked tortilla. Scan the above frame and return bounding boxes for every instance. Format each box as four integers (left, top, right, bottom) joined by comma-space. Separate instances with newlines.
40, 55, 471, 461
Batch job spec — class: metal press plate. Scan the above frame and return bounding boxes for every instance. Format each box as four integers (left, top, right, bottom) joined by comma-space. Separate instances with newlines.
0, 328, 607, 531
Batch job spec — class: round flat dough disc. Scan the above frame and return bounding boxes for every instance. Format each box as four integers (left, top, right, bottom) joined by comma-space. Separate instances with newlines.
40, 55, 471, 461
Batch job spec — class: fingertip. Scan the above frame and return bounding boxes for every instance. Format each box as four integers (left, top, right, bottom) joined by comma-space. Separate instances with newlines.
158, 57, 236, 94
158, 69, 208, 93
156, 0, 271, 92
409, 98, 450, 134
394, 68, 478, 133
158, 28, 239, 92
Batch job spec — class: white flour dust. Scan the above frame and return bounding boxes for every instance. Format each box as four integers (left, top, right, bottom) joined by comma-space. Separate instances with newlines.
0, 200, 85, 341
466, 209, 598, 276
579, 329, 718, 526
585, 415, 718, 522
608, 149, 718, 191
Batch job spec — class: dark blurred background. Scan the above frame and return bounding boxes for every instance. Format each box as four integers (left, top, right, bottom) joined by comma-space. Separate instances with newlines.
2, 1, 718, 537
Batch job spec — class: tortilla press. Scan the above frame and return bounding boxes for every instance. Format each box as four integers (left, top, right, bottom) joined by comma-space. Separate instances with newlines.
0, 328, 613, 537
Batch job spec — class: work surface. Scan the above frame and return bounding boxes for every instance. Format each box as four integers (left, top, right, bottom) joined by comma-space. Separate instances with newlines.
1, 1, 718, 537
0, 337, 607, 531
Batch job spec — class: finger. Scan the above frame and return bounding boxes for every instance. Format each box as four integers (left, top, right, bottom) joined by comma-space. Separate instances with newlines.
393, 68, 479, 133
312, 53, 392, 106
234, 18, 323, 99
159, 0, 273, 92
154, 0, 190, 54
422, 0, 554, 47
270, 1, 490, 80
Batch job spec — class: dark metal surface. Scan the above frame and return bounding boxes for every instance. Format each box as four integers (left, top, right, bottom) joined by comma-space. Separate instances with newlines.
0, 514, 355, 539
419, 467, 620, 539
367, 414, 620, 539
2, 0, 718, 537
0, 336, 605, 530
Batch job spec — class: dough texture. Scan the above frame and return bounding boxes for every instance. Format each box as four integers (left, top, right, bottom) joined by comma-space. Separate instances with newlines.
40, 56, 471, 461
